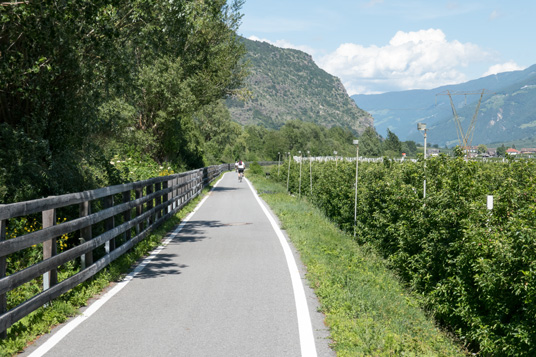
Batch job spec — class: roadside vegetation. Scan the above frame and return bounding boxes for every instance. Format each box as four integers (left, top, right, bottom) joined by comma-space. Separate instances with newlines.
248, 171, 465, 356
267, 156, 536, 356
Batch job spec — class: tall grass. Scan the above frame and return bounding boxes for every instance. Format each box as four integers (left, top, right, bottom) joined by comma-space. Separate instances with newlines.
249, 173, 466, 356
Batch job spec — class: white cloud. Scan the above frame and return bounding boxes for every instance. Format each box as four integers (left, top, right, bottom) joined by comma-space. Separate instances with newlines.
483, 61, 525, 76
248, 36, 317, 56
316, 29, 491, 95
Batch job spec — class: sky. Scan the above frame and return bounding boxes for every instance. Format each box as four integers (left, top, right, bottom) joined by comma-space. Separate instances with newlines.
238, 0, 536, 95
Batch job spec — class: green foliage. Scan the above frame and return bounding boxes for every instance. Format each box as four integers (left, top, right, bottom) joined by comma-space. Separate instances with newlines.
273, 157, 536, 355
0, 0, 247, 203
497, 144, 507, 157
383, 128, 402, 156
248, 161, 264, 175
359, 126, 382, 157
453, 145, 465, 158
249, 173, 464, 356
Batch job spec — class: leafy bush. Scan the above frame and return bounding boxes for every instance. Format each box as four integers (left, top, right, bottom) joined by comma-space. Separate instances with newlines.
273, 156, 536, 355
248, 161, 264, 175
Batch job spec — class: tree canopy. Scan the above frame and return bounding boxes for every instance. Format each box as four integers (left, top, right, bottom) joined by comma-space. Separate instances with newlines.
0, 0, 247, 203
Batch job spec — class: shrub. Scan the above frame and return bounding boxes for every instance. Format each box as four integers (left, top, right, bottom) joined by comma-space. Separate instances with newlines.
248, 161, 264, 175
273, 156, 536, 355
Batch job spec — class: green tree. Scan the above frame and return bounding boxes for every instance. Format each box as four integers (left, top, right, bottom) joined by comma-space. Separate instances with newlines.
477, 144, 488, 154
497, 144, 507, 157
401, 140, 418, 157
263, 130, 289, 160
359, 127, 382, 157
0, 0, 248, 202
383, 129, 402, 156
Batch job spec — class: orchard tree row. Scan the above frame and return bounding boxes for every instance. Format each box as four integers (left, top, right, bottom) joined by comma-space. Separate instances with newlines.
272, 156, 536, 356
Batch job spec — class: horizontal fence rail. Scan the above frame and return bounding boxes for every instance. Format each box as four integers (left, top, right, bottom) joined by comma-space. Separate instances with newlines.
0, 164, 231, 337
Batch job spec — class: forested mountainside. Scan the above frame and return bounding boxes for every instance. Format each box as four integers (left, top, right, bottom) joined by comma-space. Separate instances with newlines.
227, 38, 373, 134
352, 64, 536, 146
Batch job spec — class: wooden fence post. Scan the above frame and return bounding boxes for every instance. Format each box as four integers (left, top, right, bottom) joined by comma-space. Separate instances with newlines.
163, 180, 169, 215
169, 178, 175, 212
155, 182, 162, 220
146, 184, 154, 225
180, 176, 185, 207
123, 191, 131, 243
104, 195, 115, 254
135, 188, 143, 234
42, 209, 57, 290
0, 219, 6, 339
79, 201, 92, 270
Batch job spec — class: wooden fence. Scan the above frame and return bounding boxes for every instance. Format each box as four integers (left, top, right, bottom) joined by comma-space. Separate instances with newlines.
0, 164, 230, 337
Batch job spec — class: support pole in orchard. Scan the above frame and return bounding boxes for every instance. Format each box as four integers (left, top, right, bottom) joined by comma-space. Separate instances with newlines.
334, 150, 338, 167
353, 140, 359, 237
308, 150, 312, 195
298, 151, 302, 198
287, 152, 291, 193
418, 123, 427, 198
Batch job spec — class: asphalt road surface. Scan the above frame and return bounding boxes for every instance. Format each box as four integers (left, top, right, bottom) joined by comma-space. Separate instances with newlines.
23, 172, 334, 357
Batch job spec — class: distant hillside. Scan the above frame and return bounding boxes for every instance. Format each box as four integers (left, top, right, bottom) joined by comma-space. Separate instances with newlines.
352, 64, 536, 146
227, 38, 373, 134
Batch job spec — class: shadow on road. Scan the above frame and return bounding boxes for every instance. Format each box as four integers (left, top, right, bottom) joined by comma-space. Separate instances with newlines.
135, 253, 188, 279
171, 220, 230, 244
211, 186, 238, 192
135, 220, 237, 279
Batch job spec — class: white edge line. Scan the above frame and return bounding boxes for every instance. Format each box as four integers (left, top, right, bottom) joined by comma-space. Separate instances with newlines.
29, 174, 225, 357
245, 178, 318, 357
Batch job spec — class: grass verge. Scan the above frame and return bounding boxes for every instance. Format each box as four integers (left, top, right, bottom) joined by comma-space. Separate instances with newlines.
1, 176, 222, 357
249, 173, 467, 356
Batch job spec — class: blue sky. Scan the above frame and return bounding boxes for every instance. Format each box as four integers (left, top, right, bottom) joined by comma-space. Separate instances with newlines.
238, 0, 535, 95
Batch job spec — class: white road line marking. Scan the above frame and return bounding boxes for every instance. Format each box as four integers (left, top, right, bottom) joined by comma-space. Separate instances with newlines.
29, 175, 225, 357
245, 178, 318, 357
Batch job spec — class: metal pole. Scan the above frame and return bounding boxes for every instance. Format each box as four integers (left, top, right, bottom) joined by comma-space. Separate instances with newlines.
423, 129, 427, 198
418, 123, 428, 199
423, 129, 427, 160
287, 152, 291, 192
353, 140, 359, 237
308, 151, 312, 195
334, 151, 338, 167
298, 151, 302, 198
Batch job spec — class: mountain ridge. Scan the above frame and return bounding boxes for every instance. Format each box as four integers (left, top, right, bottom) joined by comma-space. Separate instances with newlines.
226, 38, 373, 134
352, 64, 536, 146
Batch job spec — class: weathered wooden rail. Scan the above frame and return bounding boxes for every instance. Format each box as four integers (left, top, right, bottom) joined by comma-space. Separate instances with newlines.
0, 164, 230, 337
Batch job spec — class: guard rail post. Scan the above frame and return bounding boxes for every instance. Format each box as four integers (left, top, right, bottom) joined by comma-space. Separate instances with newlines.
104, 195, 115, 253
42, 208, 57, 290
123, 191, 131, 244
79, 201, 93, 269
146, 184, 154, 226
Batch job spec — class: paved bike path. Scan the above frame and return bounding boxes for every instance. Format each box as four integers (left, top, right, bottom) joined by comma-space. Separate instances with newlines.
24, 172, 333, 357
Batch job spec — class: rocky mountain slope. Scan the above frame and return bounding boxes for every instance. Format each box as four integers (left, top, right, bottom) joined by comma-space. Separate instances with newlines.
226, 38, 373, 134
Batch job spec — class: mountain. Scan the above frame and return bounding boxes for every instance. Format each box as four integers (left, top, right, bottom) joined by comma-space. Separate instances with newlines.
226, 39, 373, 134
352, 65, 536, 146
